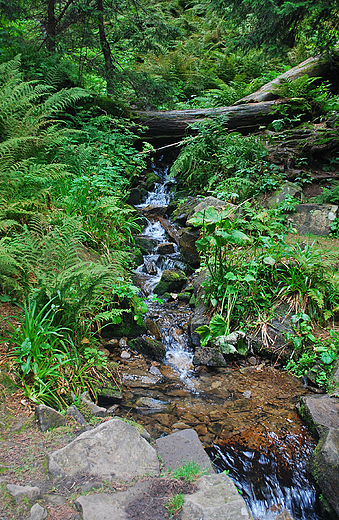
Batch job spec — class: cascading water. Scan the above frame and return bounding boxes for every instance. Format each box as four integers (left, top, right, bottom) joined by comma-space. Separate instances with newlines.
125, 152, 329, 520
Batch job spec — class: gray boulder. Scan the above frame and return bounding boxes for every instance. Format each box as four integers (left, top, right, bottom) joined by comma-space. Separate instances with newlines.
66, 405, 87, 426
80, 391, 107, 417
35, 404, 67, 432
193, 346, 227, 367
74, 481, 151, 520
287, 203, 338, 236
181, 473, 252, 520
178, 227, 200, 267
48, 418, 159, 480
266, 182, 304, 208
300, 395, 339, 516
6, 484, 40, 503
26, 503, 47, 520
155, 428, 214, 473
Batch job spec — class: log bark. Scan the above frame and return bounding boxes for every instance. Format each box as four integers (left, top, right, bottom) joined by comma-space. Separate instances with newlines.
135, 99, 291, 137
233, 55, 330, 105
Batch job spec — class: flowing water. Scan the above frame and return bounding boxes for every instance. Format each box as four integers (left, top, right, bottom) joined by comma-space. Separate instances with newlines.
116, 152, 328, 520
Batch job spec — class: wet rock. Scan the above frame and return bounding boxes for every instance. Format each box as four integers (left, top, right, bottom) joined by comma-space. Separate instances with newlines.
141, 204, 167, 218
26, 503, 47, 520
193, 346, 227, 367
146, 318, 162, 340
177, 292, 191, 302
276, 511, 296, 520
300, 395, 339, 436
154, 269, 187, 295
149, 365, 162, 377
265, 182, 304, 208
153, 413, 174, 428
121, 350, 131, 359
135, 397, 170, 414
143, 256, 158, 274
126, 187, 140, 206
311, 428, 339, 517
195, 424, 208, 436
172, 197, 201, 226
48, 418, 159, 480
155, 428, 214, 473
181, 473, 252, 520
106, 338, 119, 347
172, 422, 191, 430
287, 203, 338, 236
189, 303, 209, 348
6, 484, 41, 503
128, 337, 166, 361
156, 242, 175, 254
145, 171, 161, 191
66, 405, 87, 426
35, 404, 67, 432
134, 235, 157, 254
178, 227, 200, 267
119, 337, 128, 348
97, 382, 123, 407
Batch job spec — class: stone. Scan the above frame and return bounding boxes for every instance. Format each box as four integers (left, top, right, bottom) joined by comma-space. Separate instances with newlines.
189, 303, 209, 348
121, 350, 131, 359
128, 337, 166, 360
300, 395, 339, 436
156, 242, 175, 255
155, 428, 214, 473
80, 392, 107, 417
149, 365, 162, 377
276, 511, 296, 520
26, 503, 47, 520
154, 269, 187, 295
178, 227, 200, 267
186, 197, 236, 224
213, 330, 248, 357
311, 428, 339, 516
266, 182, 304, 208
134, 235, 157, 254
6, 484, 41, 503
135, 397, 170, 414
35, 404, 67, 432
74, 481, 151, 520
119, 337, 128, 348
48, 418, 159, 480
181, 473, 252, 520
81, 482, 102, 493
172, 422, 191, 430
287, 203, 338, 236
66, 405, 87, 426
193, 346, 227, 367
146, 318, 162, 340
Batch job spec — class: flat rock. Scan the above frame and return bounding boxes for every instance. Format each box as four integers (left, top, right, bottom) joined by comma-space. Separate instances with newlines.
156, 428, 214, 473
135, 397, 170, 414
75, 481, 151, 520
35, 404, 67, 432
300, 395, 339, 435
181, 473, 252, 520
26, 503, 47, 520
6, 484, 40, 503
80, 391, 107, 417
48, 418, 159, 480
193, 346, 227, 367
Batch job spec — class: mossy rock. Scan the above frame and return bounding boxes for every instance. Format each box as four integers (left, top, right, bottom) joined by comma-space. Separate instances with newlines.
129, 337, 166, 360
146, 172, 161, 191
101, 312, 147, 339
95, 95, 130, 117
177, 292, 191, 303
130, 247, 143, 268
154, 269, 187, 295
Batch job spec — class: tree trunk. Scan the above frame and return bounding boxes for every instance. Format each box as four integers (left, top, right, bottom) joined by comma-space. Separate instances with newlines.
233, 54, 331, 105
134, 99, 298, 137
46, 0, 56, 53
96, 0, 116, 96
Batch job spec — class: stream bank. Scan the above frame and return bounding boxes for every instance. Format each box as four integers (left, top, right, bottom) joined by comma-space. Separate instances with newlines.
100, 150, 337, 520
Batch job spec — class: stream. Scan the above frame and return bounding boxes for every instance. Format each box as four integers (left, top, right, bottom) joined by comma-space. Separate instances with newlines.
114, 151, 329, 520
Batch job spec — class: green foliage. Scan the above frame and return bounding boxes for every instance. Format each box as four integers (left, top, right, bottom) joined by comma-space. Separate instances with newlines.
165, 493, 184, 517
168, 460, 205, 482
171, 120, 269, 196
285, 314, 339, 388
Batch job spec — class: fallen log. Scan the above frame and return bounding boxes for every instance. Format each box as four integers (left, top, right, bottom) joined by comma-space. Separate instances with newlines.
233, 54, 331, 105
135, 98, 295, 137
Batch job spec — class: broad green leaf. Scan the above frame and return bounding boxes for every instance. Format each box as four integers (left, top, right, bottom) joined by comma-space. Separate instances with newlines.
263, 256, 275, 265
209, 314, 229, 337
225, 272, 237, 281
243, 273, 256, 283
321, 351, 335, 365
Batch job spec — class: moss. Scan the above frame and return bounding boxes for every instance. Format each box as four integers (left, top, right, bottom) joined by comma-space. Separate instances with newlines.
128, 337, 166, 360
154, 269, 187, 296
145, 172, 161, 191
177, 292, 191, 302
